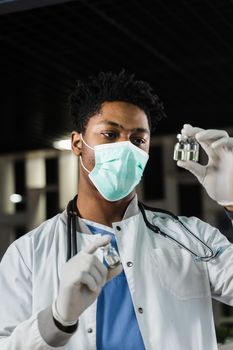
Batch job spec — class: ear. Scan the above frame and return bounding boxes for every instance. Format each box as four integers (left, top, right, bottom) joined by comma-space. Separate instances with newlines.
71, 131, 82, 156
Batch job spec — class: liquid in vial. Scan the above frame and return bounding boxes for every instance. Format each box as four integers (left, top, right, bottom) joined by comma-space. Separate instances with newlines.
173, 134, 188, 161
186, 138, 199, 161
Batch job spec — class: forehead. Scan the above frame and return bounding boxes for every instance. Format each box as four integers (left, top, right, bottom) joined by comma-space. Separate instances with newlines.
86, 101, 150, 131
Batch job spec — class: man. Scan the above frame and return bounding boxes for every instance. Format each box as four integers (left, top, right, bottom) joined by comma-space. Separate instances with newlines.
0, 70, 233, 350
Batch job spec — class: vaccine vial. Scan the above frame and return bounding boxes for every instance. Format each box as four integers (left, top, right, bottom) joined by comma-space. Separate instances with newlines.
173, 134, 188, 161
186, 137, 199, 161
102, 243, 121, 269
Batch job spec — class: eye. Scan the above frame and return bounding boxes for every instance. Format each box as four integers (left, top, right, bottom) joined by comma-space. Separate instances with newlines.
101, 132, 118, 139
131, 138, 146, 146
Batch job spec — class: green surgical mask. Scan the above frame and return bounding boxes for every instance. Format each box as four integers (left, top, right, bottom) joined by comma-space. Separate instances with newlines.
80, 136, 149, 201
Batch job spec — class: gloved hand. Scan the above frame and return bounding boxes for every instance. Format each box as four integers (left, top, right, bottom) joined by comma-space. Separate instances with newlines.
54, 235, 122, 325
177, 124, 233, 206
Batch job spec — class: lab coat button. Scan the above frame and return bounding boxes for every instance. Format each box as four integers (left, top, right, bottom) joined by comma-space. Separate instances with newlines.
127, 261, 133, 267
138, 307, 143, 314
87, 328, 93, 333
116, 226, 121, 231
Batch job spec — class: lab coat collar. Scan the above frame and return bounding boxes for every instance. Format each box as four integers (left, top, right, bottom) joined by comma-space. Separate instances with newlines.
122, 194, 139, 220
76, 194, 139, 234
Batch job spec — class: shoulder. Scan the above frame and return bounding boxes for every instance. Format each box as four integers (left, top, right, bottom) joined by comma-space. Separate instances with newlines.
145, 206, 229, 245
20, 210, 66, 242
12, 211, 67, 267
144, 205, 215, 232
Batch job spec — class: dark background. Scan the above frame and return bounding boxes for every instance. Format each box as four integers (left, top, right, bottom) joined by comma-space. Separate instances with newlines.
1, 0, 233, 154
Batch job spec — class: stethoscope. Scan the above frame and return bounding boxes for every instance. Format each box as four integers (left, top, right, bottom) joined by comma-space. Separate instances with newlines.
66, 195, 223, 263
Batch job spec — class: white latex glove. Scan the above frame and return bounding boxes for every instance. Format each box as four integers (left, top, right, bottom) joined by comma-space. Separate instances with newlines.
177, 124, 233, 206
54, 235, 122, 324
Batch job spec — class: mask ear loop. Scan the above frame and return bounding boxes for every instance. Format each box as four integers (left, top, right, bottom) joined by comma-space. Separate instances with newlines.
79, 134, 94, 174
80, 134, 95, 150
79, 156, 91, 173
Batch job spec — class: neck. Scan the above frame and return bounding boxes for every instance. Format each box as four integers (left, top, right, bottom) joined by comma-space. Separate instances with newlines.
76, 184, 135, 227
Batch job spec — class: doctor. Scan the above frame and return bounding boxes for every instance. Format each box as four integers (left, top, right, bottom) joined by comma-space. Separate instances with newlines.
0, 70, 233, 350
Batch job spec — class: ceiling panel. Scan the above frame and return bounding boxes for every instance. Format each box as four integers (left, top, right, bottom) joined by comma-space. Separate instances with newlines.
1, 0, 233, 154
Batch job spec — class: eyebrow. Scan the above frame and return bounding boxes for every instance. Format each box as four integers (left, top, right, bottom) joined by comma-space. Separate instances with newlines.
96, 120, 150, 134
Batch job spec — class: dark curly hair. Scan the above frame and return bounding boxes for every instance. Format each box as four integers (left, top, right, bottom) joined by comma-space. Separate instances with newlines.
69, 70, 167, 133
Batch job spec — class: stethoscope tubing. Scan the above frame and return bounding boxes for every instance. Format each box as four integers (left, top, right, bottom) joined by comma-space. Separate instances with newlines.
138, 202, 223, 262
66, 196, 222, 262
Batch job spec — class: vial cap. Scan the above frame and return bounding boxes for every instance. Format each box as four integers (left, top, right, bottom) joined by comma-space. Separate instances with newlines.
177, 133, 187, 141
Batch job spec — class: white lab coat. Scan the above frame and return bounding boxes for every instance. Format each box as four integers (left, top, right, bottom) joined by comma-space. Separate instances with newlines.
0, 201, 233, 350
